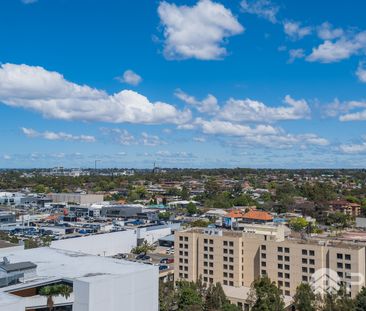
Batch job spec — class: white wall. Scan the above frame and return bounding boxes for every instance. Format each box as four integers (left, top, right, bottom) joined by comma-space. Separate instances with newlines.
137, 227, 171, 244
73, 268, 159, 311
51, 230, 137, 256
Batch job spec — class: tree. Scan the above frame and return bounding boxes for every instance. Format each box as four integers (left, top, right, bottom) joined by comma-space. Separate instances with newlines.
176, 280, 203, 311
354, 286, 366, 311
289, 217, 309, 232
247, 276, 285, 311
158, 211, 171, 221
187, 202, 199, 215
321, 285, 354, 311
39, 284, 73, 311
181, 185, 190, 200
293, 283, 316, 311
159, 280, 176, 311
131, 240, 155, 254
204, 282, 229, 311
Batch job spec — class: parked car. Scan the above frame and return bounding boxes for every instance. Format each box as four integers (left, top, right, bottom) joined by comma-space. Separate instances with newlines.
135, 254, 151, 261
159, 265, 169, 271
160, 258, 174, 264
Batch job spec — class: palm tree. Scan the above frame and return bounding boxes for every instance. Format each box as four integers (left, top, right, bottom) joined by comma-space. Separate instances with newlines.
39, 284, 73, 311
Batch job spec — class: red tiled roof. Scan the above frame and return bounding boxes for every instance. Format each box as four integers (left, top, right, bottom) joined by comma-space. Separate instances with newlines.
227, 210, 246, 219
243, 210, 273, 221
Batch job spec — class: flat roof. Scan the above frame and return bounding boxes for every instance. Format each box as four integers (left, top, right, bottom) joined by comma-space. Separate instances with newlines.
0, 247, 156, 290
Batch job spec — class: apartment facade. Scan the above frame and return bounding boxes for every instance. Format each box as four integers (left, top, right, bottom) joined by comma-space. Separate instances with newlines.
175, 226, 366, 306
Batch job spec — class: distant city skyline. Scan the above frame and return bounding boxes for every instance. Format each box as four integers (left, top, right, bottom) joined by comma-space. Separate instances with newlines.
1, 0, 366, 168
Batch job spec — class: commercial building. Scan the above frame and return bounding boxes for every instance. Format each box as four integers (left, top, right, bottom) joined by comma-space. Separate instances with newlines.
47, 193, 104, 205
0, 247, 158, 311
101, 204, 143, 218
175, 225, 366, 309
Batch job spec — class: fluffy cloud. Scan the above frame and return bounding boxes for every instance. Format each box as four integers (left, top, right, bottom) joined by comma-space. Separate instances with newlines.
316, 22, 344, 40
356, 61, 366, 83
339, 136, 366, 154
307, 31, 366, 63
100, 128, 166, 146
192, 118, 328, 149
157, 0, 244, 60
21, 127, 96, 142
283, 21, 312, 40
240, 0, 279, 24
219, 95, 310, 122
0, 63, 191, 125
174, 89, 219, 114
117, 70, 142, 86
288, 48, 305, 63
323, 98, 366, 118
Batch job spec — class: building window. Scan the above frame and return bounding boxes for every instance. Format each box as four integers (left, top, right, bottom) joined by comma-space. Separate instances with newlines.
229, 249, 234, 255
229, 273, 234, 278
284, 248, 290, 253
262, 253, 266, 259
285, 273, 290, 279
224, 248, 228, 254
179, 236, 183, 241
302, 258, 307, 264
278, 280, 283, 286
229, 265, 234, 270
224, 256, 228, 262
302, 249, 308, 255
184, 237, 188, 242
337, 271, 343, 278
285, 256, 290, 262
278, 247, 283, 252
261, 270, 267, 275
285, 265, 290, 270
262, 262, 267, 267
278, 255, 283, 261
204, 246, 208, 251
223, 280, 228, 285
309, 250, 315, 256
285, 282, 290, 288
309, 259, 315, 265
345, 254, 351, 260
337, 253, 343, 260
209, 240, 214, 245
229, 281, 234, 286
204, 261, 208, 266
345, 263, 351, 270
229, 241, 234, 247
204, 254, 208, 259
224, 272, 228, 277
184, 252, 188, 256
223, 241, 228, 246
337, 262, 343, 269
302, 267, 308, 273
285, 290, 290, 296
223, 264, 228, 270
278, 263, 283, 269
209, 255, 214, 260
204, 239, 208, 244
309, 268, 315, 274
278, 272, 283, 278
261, 245, 266, 250
209, 262, 213, 267
229, 257, 234, 263
209, 247, 214, 252
302, 275, 308, 282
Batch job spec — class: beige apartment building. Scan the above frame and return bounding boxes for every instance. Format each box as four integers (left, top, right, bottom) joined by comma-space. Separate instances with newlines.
175, 225, 366, 308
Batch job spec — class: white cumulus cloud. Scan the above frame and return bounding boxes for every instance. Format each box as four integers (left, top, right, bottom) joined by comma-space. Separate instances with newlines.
0, 63, 191, 125
240, 0, 279, 24
218, 95, 311, 122
356, 61, 366, 83
21, 127, 96, 142
157, 0, 244, 60
174, 89, 219, 114
117, 69, 142, 86
283, 21, 312, 40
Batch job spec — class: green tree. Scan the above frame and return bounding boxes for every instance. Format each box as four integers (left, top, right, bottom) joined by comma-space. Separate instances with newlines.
354, 286, 366, 311
181, 185, 190, 200
159, 280, 176, 311
176, 280, 203, 311
293, 283, 316, 311
158, 211, 171, 221
289, 217, 309, 232
39, 284, 73, 311
247, 276, 285, 311
187, 202, 199, 215
131, 240, 156, 254
204, 282, 229, 311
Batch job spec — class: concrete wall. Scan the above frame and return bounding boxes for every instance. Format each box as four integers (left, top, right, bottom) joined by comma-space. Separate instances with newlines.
51, 230, 137, 256
73, 269, 159, 311
137, 226, 172, 244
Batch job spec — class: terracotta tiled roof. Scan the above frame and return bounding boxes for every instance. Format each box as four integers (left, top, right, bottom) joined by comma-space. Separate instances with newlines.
227, 210, 246, 219
243, 210, 273, 221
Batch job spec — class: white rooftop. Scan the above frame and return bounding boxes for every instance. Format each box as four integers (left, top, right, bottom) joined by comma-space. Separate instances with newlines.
1, 247, 156, 288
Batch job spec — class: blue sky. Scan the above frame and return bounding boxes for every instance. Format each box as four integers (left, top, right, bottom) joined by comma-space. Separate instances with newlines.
1, 0, 366, 168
